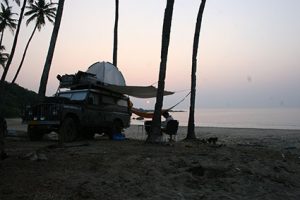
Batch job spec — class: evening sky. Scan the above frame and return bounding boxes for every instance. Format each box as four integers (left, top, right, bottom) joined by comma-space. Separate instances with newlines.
2, 0, 300, 109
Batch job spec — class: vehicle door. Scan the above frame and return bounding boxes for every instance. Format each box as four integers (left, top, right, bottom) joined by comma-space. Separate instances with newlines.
101, 94, 116, 126
83, 92, 103, 127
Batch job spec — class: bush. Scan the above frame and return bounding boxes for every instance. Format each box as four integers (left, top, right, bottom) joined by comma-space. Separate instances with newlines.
0, 82, 42, 118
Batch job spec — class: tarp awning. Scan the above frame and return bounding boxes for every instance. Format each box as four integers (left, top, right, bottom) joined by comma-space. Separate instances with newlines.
105, 85, 174, 98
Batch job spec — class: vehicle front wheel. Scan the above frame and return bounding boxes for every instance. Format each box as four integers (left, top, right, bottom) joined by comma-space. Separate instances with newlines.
27, 126, 44, 141
59, 117, 78, 142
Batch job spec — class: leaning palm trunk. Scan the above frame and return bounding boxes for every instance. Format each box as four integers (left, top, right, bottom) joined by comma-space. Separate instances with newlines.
0, 30, 4, 48
38, 0, 65, 96
146, 0, 174, 143
12, 25, 37, 83
1, 0, 27, 83
186, 0, 206, 140
113, 0, 119, 67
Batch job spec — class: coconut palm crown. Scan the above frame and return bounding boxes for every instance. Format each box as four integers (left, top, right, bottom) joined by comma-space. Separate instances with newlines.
25, 0, 56, 30
0, 3, 18, 33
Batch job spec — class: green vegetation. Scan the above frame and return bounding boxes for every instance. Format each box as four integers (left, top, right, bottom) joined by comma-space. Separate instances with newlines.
0, 81, 41, 118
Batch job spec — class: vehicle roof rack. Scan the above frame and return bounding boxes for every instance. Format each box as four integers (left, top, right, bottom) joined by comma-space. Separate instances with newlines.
57, 71, 107, 90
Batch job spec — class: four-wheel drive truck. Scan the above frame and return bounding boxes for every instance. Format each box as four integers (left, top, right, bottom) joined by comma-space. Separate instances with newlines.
23, 88, 132, 142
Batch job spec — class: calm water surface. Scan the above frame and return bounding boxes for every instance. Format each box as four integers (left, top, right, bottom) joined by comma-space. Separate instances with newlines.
131, 108, 300, 130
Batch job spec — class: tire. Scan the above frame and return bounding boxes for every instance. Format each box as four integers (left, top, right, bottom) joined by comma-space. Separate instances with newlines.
27, 127, 44, 141
59, 117, 78, 142
2, 118, 7, 137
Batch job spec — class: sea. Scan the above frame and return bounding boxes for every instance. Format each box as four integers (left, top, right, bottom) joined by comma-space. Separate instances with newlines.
131, 108, 300, 130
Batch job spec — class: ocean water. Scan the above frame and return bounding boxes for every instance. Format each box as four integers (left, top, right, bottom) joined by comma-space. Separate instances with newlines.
131, 108, 300, 130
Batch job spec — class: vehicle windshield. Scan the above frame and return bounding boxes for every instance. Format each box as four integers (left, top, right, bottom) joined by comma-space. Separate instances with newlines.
58, 91, 88, 101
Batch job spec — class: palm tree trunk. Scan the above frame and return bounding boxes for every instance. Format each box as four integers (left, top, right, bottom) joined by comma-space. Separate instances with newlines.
113, 0, 119, 67
11, 25, 37, 83
146, 0, 174, 143
0, 30, 4, 48
0, 0, 27, 83
38, 0, 65, 96
186, 0, 206, 140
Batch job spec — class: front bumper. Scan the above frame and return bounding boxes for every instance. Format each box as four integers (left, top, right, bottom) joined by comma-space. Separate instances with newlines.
27, 120, 61, 132
27, 120, 60, 126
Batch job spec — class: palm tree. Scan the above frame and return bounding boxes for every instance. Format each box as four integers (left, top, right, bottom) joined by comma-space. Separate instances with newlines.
186, 0, 207, 140
38, 0, 65, 96
113, 0, 119, 67
1, 0, 34, 83
146, 0, 175, 143
0, 3, 18, 48
12, 0, 56, 83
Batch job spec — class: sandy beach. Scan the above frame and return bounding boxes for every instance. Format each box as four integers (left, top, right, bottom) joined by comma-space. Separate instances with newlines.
1, 119, 300, 199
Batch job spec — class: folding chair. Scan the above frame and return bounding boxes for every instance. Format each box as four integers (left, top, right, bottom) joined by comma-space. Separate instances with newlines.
165, 120, 179, 142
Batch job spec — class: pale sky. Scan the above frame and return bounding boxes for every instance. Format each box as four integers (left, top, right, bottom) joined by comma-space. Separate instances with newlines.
2, 0, 300, 109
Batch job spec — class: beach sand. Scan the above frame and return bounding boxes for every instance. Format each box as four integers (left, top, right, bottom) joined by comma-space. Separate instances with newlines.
1, 119, 300, 199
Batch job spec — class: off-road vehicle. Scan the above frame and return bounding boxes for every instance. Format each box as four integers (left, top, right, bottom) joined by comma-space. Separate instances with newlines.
23, 71, 131, 141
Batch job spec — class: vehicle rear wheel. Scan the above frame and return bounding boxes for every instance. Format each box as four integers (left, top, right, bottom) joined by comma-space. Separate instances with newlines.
27, 126, 44, 141
59, 117, 78, 142
1, 118, 8, 137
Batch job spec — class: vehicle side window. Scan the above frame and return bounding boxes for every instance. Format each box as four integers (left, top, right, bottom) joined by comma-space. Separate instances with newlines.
58, 93, 72, 99
88, 93, 101, 105
71, 92, 87, 101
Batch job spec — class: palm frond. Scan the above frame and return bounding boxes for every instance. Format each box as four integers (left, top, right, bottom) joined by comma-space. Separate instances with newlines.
0, 45, 6, 51
2, 0, 20, 7
24, 9, 38, 17
46, 15, 54, 24
15, 0, 21, 6
3, 0, 9, 7
1, 3, 5, 11
26, 13, 37, 26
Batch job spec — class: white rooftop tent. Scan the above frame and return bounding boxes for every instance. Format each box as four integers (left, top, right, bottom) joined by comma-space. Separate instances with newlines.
86, 62, 126, 86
